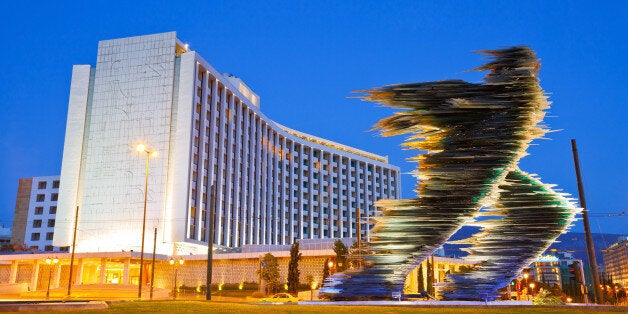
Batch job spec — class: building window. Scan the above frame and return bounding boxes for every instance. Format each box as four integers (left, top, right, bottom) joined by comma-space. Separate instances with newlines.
38, 181, 47, 189
48, 219, 55, 228
46, 232, 54, 240
49, 206, 57, 214
31, 233, 40, 241
33, 220, 42, 228
34, 207, 44, 215
45, 245, 54, 252
52, 180, 60, 188
51, 193, 59, 201
36, 194, 45, 202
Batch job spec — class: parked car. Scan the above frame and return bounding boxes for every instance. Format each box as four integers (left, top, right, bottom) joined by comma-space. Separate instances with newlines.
260, 293, 300, 303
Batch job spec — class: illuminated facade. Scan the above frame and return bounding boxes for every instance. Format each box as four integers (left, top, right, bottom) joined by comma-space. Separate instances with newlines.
603, 237, 628, 286
54, 32, 400, 255
0, 247, 468, 297
11, 176, 64, 252
530, 255, 562, 286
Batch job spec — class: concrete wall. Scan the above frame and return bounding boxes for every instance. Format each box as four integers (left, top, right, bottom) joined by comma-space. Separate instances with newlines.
11, 178, 32, 245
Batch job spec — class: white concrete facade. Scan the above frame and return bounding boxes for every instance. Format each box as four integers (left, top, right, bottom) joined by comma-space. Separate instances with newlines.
22, 176, 63, 252
54, 32, 401, 255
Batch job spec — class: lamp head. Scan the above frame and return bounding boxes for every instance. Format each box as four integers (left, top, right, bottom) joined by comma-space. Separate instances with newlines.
136, 144, 146, 152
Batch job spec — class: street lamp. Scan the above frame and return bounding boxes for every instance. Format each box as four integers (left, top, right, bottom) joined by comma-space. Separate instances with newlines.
136, 143, 157, 299
310, 280, 318, 301
522, 272, 531, 300
529, 283, 536, 296
45, 257, 59, 299
169, 257, 184, 299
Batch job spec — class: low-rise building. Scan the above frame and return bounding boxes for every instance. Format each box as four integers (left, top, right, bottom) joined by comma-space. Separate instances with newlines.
0, 242, 470, 297
10, 176, 65, 252
0, 225, 10, 246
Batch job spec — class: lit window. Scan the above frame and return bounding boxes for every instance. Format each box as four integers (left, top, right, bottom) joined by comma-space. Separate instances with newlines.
32, 220, 42, 228
38, 182, 47, 189
34, 207, 44, 215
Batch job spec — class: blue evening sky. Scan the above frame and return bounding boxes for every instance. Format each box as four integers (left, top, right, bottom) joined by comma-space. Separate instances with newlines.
0, 1, 626, 234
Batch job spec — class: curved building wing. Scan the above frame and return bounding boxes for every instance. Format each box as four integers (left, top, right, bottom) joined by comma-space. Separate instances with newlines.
54, 32, 401, 255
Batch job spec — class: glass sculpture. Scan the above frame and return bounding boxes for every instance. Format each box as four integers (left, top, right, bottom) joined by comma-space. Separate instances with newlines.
322, 46, 578, 301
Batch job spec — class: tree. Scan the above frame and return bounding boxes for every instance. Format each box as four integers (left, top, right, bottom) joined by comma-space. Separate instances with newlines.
322, 258, 331, 282
306, 274, 315, 288
287, 242, 302, 294
426, 258, 434, 295
417, 263, 424, 292
258, 253, 280, 295
333, 239, 348, 272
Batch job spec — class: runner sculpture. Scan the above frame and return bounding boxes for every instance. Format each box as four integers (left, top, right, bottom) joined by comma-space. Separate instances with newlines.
323, 46, 578, 300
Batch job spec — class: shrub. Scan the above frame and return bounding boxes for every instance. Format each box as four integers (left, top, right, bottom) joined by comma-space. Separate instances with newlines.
250, 291, 265, 298
533, 288, 564, 305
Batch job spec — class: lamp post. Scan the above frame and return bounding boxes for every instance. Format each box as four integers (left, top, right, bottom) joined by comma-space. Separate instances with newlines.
45, 257, 59, 299
136, 144, 157, 299
310, 280, 317, 301
529, 283, 536, 297
169, 257, 184, 299
523, 272, 530, 300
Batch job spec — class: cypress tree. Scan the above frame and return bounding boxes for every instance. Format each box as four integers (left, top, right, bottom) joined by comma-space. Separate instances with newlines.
287, 242, 302, 294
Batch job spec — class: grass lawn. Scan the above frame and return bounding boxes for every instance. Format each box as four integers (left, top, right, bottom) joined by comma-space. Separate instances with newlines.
66, 301, 627, 314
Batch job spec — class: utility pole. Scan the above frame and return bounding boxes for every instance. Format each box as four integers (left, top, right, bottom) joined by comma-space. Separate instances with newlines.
150, 227, 157, 300
67, 206, 79, 296
571, 139, 603, 304
356, 207, 361, 268
205, 184, 215, 300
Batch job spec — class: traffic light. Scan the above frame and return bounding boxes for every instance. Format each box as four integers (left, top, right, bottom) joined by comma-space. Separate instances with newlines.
568, 262, 577, 282
572, 261, 582, 284
568, 261, 583, 284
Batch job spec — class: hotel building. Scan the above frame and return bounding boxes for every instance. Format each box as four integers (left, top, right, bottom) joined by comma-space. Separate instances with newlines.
54, 32, 401, 255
